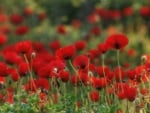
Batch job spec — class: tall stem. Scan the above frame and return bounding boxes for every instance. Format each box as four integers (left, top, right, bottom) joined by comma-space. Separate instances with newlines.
117, 50, 121, 68
116, 50, 122, 84
24, 54, 36, 89
102, 54, 110, 106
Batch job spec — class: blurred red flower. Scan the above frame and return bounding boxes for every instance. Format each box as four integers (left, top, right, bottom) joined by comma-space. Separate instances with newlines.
126, 87, 137, 102
57, 25, 67, 35
96, 66, 110, 77
49, 40, 61, 51
0, 25, 10, 34
18, 62, 29, 76
15, 40, 32, 54
89, 91, 100, 102
106, 34, 128, 49
114, 67, 126, 82
24, 7, 33, 16
91, 77, 107, 89
123, 7, 133, 17
98, 43, 108, 54
139, 6, 150, 17
8, 68, 20, 81
59, 70, 70, 82
38, 12, 47, 21
0, 62, 8, 77
0, 13, 7, 22
87, 13, 99, 24
0, 33, 7, 45
56, 45, 76, 60
90, 26, 101, 36
36, 78, 50, 90
117, 91, 126, 100
15, 25, 29, 35
87, 49, 100, 59
75, 40, 86, 51
9, 14, 24, 25
71, 19, 81, 28
73, 55, 88, 69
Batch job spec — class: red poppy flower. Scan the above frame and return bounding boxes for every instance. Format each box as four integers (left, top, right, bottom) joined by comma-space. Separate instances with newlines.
70, 75, 79, 86
117, 91, 126, 100
139, 6, 150, 17
114, 67, 126, 82
9, 14, 23, 25
91, 77, 107, 89
97, 43, 108, 54
0, 33, 7, 45
73, 55, 88, 69
49, 60, 66, 72
8, 68, 20, 81
15, 40, 32, 54
49, 40, 61, 51
109, 10, 121, 20
127, 69, 137, 80
75, 40, 86, 51
0, 93, 5, 101
125, 87, 137, 102
87, 49, 100, 59
57, 25, 67, 35
127, 48, 136, 57
89, 91, 100, 102
15, 25, 29, 35
114, 82, 129, 92
18, 62, 29, 76
140, 88, 149, 96
106, 34, 129, 49
78, 72, 89, 85
123, 7, 133, 17
36, 78, 50, 90
0, 25, 10, 34
59, 70, 70, 82
56, 45, 76, 60
24, 7, 33, 16
96, 66, 110, 77
37, 64, 51, 78
0, 77, 5, 84
38, 12, 47, 21
0, 62, 8, 77
2, 51, 23, 65
32, 53, 54, 73
39, 92, 47, 101
24, 79, 37, 92
106, 71, 114, 81
95, 8, 110, 20
0, 13, 7, 22
75, 101, 82, 108
32, 42, 45, 52
5, 92, 14, 104
71, 19, 81, 28
32, 59, 46, 73
87, 13, 99, 24
90, 26, 101, 36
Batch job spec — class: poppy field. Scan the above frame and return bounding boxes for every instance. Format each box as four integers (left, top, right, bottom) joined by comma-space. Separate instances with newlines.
0, 0, 150, 113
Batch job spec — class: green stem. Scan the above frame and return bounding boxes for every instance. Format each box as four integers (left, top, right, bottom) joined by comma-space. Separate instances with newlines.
116, 50, 123, 84
67, 60, 76, 74
63, 83, 67, 112
117, 50, 121, 68
126, 100, 129, 113
24, 54, 36, 89
102, 54, 110, 106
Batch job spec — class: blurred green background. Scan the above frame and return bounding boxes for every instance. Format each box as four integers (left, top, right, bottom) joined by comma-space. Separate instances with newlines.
0, 0, 150, 56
